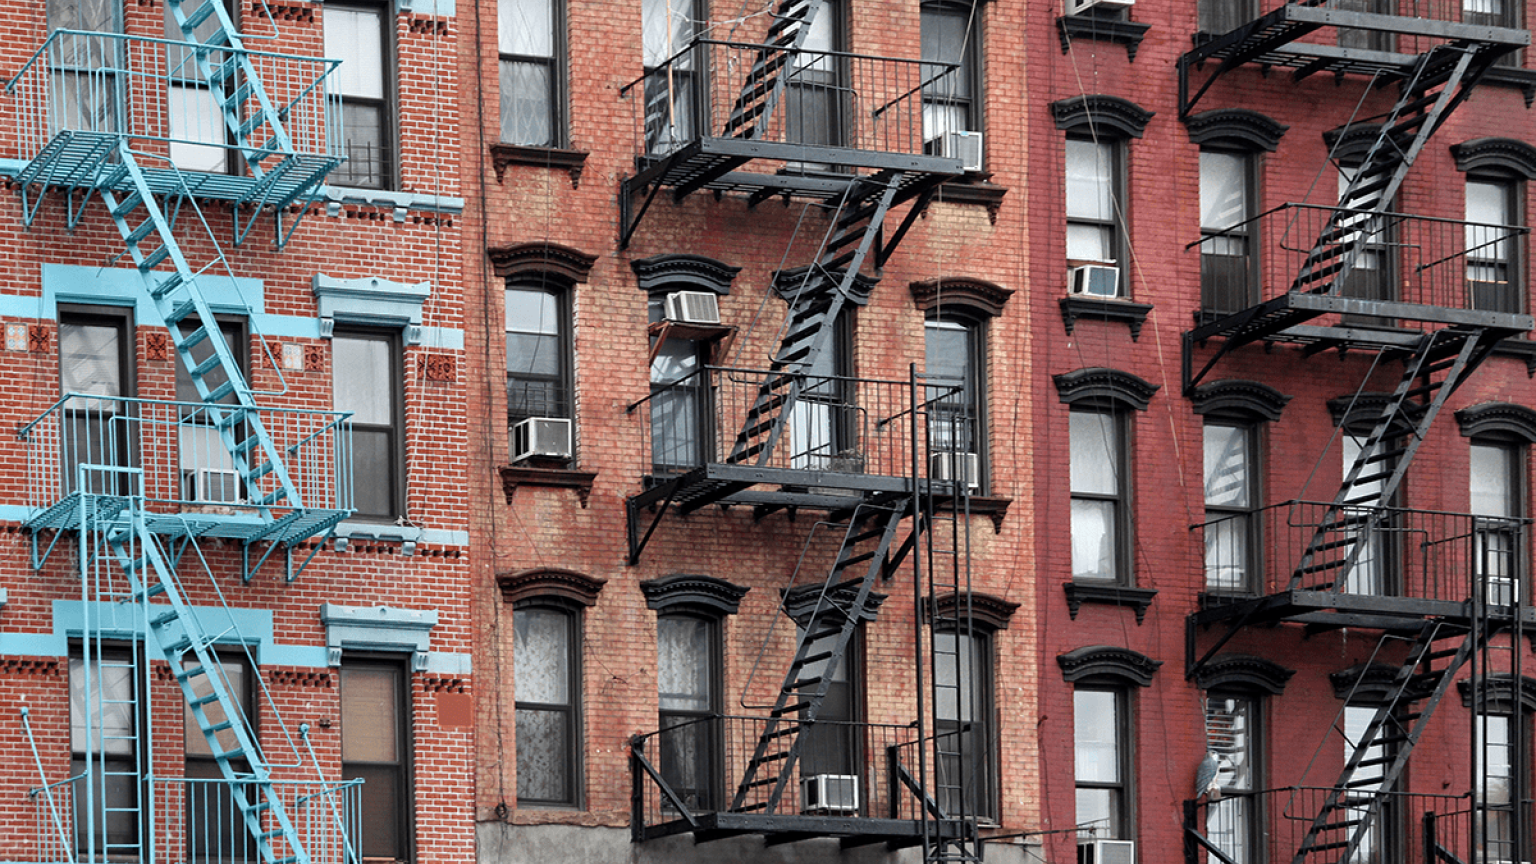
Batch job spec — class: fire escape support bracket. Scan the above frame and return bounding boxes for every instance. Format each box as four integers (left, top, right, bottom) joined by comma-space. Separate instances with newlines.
875, 179, 941, 270
626, 478, 685, 566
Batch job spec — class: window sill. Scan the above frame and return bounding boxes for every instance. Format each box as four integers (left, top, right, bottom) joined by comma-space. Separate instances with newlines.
332, 521, 423, 555
1482, 65, 1536, 107
1060, 295, 1153, 340
500, 464, 598, 508
931, 494, 1012, 533
932, 176, 1009, 224
1198, 591, 1259, 612
1057, 14, 1151, 61
490, 144, 590, 188
1490, 335, 1536, 376
1064, 582, 1157, 624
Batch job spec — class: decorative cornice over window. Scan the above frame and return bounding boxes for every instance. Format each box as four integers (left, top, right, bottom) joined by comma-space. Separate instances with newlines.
1193, 654, 1296, 695
488, 242, 597, 284
930, 592, 1020, 630
640, 574, 750, 616
1059, 296, 1154, 340
909, 277, 1014, 318
320, 603, 437, 671
1185, 109, 1288, 152
1330, 662, 1429, 703
632, 254, 742, 295
1328, 393, 1424, 435
1056, 14, 1151, 62
1192, 379, 1292, 422
773, 266, 877, 306
1054, 367, 1159, 411
782, 583, 887, 625
1456, 402, 1536, 443
1050, 95, 1155, 139
1057, 645, 1162, 687
1459, 675, 1536, 713
312, 274, 430, 343
1063, 583, 1157, 623
497, 568, 607, 608
1322, 124, 1382, 165
1451, 137, 1536, 180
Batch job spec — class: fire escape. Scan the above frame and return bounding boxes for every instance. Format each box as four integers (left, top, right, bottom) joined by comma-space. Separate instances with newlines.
1179, 3, 1536, 863
11, 2, 356, 862
621, 1, 983, 860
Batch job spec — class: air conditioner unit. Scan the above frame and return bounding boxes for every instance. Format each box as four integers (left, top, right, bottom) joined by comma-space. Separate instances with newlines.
941, 130, 984, 173
931, 452, 980, 490
1486, 575, 1518, 608
194, 468, 241, 503
1078, 839, 1135, 864
664, 291, 721, 325
512, 417, 573, 464
1066, 0, 1134, 13
801, 774, 859, 814
1069, 264, 1121, 298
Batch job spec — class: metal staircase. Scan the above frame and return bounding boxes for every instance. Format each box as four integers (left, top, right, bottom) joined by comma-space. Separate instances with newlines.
720, 0, 825, 141
1293, 621, 1480, 864
730, 499, 911, 813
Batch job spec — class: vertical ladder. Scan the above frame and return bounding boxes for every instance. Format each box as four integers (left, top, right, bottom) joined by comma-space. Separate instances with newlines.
729, 500, 911, 813
1290, 327, 1500, 592
720, 0, 826, 140
1293, 621, 1480, 864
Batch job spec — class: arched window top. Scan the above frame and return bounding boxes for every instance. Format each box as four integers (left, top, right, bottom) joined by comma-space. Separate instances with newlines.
640, 574, 750, 616
489, 242, 597, 284
1193, 654, 1295, 695
931, 591, 1020, 630
774, 266, 877, 306
1328, 392, 1422, 436
910, 277, 1014, 319
1456, 402, 1536, 443
498, 568, 607, 608
1192, 379, 1292, 422
1459, 675, 1536, 713
782, 583, 887, 625
632, 254, 742, 295
1322, 124, 1382, 166
1054, 367, 1159, 411
1185, 108, 1288, 153
1451, 137, 1536, 180
1051, 94, 1155, 139
1330, 662, 1430, 704
1058, 645, 1162, 687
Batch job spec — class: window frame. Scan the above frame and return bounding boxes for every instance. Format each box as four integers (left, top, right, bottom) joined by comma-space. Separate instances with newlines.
69, 644, 146, 855
1341, 703, 1401, 864
920, 0, 982, 149
1065, 135, 1129, 297
1070, 406, 1132, 585
182, 652, 256, 864
340, 656, 413, 864
498, 0, 566, 147
59, 304, 136, 497
1466, 175, 1524, 315
175, 315, 248, 505
933, 621, 998, 823
641, 0, 704, 151
1203, 691, 1262, 864
1199, 148, 1260, 315
506, 280, 574, 443
1198, 0, 1258, 34
925, 313, 988, 493
512, 600, 584, 808
1074, 683, 1132, 841
1203, 419, 1261, 595
655, 611, 723, 812
1470, 437, 1527, 606
325, 0, 396, 189
332, 326, 406, 521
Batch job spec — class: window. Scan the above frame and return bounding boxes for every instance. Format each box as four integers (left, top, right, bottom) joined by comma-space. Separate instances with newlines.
1071, 408, 1129, 583
926, 316, 985, 491
1200, 150, 1257, 314
1341, 434, 1392, 595
1465, 0, 1521, 65
657, 614, 719, 811
789, 308, 852, 471
165, 1, 230, 172
649, 297, 709, 471
1075, 686, 1129, 840
183, 655, 254, 863
48, 0, 122, 135
325, 2, 392, 188
1475, 711, 1520, 862
499, 0, 563, 146
1204, 694, 1259, 864
1066, 137, 1126, 295
1337, 165, 1394, 324
60, 306, 133, 496
796, 624, 861, 782
1467, 178, 1522, 314
176, 317, 246, 504
784, 0, 845, 154
641, 0, 699, 151
935, 627, 996, 822
921, 1, 979, 148
514, 604, 581, 806
332, 329, 404, 520
1337, 0, 1393, 51
1343, 705, 1394, 864
341, 659, 411, 863
1199, 0, 1258, 33
70, 648, 141, 854
1471, 440, 1524, 605
1204, 421, 1258, 593
506, 283, 572, 442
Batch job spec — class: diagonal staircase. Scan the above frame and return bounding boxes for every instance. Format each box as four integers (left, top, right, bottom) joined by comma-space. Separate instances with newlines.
720, 0, 825, 141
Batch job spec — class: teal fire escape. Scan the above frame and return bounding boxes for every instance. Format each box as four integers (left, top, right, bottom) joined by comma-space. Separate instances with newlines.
10, 2, 357, 862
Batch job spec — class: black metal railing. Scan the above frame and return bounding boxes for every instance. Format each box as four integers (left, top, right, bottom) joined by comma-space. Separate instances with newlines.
1198, 0, 1527, 47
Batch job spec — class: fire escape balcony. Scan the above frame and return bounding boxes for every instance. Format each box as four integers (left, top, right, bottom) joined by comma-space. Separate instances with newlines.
19, 395, 353, 547
619, 39, 965, 246
1191, 499, 1536, 632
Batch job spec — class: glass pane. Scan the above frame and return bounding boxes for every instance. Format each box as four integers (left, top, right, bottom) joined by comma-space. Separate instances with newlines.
507, 332, 560, 377
650, 337, 698, 386
1070, 412, 1119, 495
514, 608, 570, 705
516, 707, 569, 801
176, 320, 241, 404
1066, 139, 1114, 222
934, 631, 983, 723
500, 60, 553, 146
1207, 797, 1250, 864
61, 321, 122, 407
1076, 787, 1120, 840
333, 335, 393, 425
922, 102, 967, 143
1205, 516, 1249, 591
184, 659, 248, 757
1205, 696, 1253, 791
1073, 690, 1119, 783
1466, 181, 1511, 261
1072, 499, 1117, 581
921, 7, 970, 99
169, 83, 228, 172
325, 6, 385, 99
345, 763, 401, 860
1067, 222, 1113, 263
657, 616, 712, 713
336, 102, 386, 188
1200, 151, 1248, 233
70, 656, 134, 755
350, 427, 393, 518
50, 0, 118, 32
507, 288, 560, 333
341, 665, 399, 762
1471, 443, 1516, 517
1204, 424, 1250, 507
500, 0, 553, 57
642, 0, 695, 66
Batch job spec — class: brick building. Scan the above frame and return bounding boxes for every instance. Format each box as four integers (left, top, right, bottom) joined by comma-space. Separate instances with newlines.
0, 1, 474, 864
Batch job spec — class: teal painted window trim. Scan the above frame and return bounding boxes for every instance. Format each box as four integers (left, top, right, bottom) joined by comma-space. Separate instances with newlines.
321, 602, 438, 670
313, 273, 432, 345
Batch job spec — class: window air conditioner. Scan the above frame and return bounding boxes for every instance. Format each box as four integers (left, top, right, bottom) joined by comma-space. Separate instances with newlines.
1078, 839, 1135, 864
931, 452, 980, 490
801, 774, 859, 814
1069, 264, 1121, 298
941, 130, 984, 173
512, 417, 573, 464
1066, 0, 1134, 13
664, 291, 721, 325
1486, 575, 1518, 608
194, 468, 242, 504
